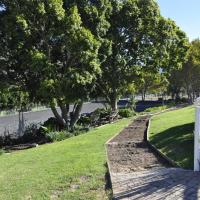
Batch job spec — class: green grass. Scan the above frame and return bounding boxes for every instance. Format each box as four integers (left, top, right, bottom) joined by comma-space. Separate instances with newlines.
149, 106, 195, 169
0, 118, 132, 200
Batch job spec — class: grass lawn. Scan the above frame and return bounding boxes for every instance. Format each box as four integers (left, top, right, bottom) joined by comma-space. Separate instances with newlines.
149, 106, 195, 169
0, 118, 132, 200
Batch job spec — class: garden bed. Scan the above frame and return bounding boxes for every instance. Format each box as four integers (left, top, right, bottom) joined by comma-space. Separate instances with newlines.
106, 116, 170, 173
4, 143, 38, 151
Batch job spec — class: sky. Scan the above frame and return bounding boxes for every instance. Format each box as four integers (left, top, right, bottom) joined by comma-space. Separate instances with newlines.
157, 0, 200, 41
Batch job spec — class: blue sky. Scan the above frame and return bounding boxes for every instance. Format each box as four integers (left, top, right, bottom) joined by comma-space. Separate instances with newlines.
157, 0, 200, 41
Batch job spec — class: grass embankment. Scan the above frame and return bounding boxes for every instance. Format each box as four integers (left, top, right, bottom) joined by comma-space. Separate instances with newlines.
149, 106, 194, 169
0, 118, 132, 200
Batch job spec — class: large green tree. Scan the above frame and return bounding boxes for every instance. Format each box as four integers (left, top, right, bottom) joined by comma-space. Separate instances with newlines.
168, 39, 200, 102
95, 0, 189, 111
0, 1, 103, 130
135, 71, 168, 101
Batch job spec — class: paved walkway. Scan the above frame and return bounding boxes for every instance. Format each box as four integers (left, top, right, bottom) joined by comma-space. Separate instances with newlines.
107, 116, 200, 200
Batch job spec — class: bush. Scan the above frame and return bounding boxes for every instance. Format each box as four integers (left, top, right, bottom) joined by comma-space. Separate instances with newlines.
42, 117, 64, 131
118, 108, 135, 118
92, 108, 112, 118
22, 123, 42, 143
0, 135, 13, 147
78, 115, 91, 126
78, 108, 113, 127
42, 117, 63, 131
0, 149, 5, 155
144, 105, 168, 113
45, 131, 73, 142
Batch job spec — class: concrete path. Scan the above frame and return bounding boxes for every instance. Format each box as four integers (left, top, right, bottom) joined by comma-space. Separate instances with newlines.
107, 117, 200, 200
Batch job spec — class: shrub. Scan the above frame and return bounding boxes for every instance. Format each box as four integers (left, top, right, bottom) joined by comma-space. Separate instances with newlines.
144, 105, 168, 113
78, 108, 114, 127
0, 149, 4, 155
22, 123, 41, 143
118, 108, 135, 118
92, 108, 111, 118
46, 131, 73, 142
42, 117, 63, 131
0, 135, 13, 146
78, 115, 91, 126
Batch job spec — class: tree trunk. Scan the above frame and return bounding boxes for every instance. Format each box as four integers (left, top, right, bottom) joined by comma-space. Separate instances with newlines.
110, 96, 117, 112
50, 103, 65, 127
142, 92, 146, 101
142, 88, 146, 101
58, 100, 70, 130
162, 94, 165, 106
187, 92, 193, 104
70, 102, 83, 131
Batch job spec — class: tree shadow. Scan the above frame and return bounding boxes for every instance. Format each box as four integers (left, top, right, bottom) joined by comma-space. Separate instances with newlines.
150, 122, 194, 169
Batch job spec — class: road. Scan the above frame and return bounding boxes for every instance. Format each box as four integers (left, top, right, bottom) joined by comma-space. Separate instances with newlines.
0, 102, 104, 137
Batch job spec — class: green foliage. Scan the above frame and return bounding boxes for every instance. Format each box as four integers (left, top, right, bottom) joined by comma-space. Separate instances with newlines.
0, 86, 30, 111
168, 39, 200, 102
144, 106, 168, 113
0, 0, 189, 128
78, 108, 114, 127
0, 0, 104, 129
0, 149, 5, 156
118, 108, 135, 118
136, 72, 169, 100
96, 0, 189, 111
17, 123, 49, 144
92, 108, 111, 118
42, 117, 63, 131
46, 131, 73, 142
23, 124, 39, 139
77, 115, 91, 126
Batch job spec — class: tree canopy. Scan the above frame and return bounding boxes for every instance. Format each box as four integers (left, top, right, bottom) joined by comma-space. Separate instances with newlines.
168, 39, 200, 102
95, 0, 189, 110
0, 0, 189, 129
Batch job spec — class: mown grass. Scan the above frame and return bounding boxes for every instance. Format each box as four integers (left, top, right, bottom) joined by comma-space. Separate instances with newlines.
0, 118, 132, 200
149, 106, 194, 169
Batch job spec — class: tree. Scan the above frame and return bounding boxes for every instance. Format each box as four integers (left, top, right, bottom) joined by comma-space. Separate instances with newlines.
95, 0, 189, 111
168, 39, 200, 103
0, 1, 102, 130
167, 69, 184, 100
136, 72, 168, 101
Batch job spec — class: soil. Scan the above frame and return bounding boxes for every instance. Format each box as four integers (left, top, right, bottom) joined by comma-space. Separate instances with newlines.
107, 116, 171, 173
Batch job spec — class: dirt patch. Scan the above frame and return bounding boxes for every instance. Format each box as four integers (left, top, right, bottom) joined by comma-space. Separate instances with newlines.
50, 190, 63, 199
79, 175, 91, 183
107, 116, 171, 173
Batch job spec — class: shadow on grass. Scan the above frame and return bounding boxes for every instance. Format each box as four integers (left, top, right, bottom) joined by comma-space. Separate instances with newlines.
150, 122, 194, 169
